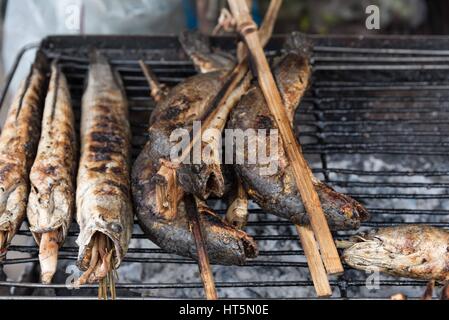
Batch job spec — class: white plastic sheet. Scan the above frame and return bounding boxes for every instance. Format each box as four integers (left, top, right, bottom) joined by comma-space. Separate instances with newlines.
2, 0, 186, 95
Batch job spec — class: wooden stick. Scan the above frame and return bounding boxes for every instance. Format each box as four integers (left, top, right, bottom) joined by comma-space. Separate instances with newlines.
76, 235, 99, 286
138, 60, 168, 102
237, 0, 282, 62
296, 225, 332, 297
421, 280, 434, 300
39, 230, 59, 284
155, 0, 281, 187
184, 194, 218, 300
441, 283, 449, 300
155, 160, 182, 220
226, 177, 249, 229
227, 0, 343, 276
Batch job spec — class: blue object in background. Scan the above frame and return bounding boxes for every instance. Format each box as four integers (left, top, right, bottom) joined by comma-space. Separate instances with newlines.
182, 0, 198, 30
251, 0, 261, 26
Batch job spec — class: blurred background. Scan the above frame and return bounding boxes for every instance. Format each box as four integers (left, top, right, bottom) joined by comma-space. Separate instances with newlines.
1, 0, 449, 89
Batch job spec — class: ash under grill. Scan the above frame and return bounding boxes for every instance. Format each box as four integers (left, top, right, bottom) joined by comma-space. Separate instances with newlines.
1, 35, 449, 299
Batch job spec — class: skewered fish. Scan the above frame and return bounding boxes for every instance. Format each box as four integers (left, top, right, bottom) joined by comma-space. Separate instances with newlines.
227, 41, 369, 231
153, 32, 235, 201
0, 53, 48, 260
27, 61, 77, 284
342, 225, 449, 281
132, 34, 257, 265
76, 51, 133, 293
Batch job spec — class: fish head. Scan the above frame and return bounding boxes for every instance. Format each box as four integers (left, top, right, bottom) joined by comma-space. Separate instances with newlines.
317, 182, 370, 230
342, 229, 417, 274
342, 237, 394, 272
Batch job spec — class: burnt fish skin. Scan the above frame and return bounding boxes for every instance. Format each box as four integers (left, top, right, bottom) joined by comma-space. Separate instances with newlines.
27, 62, 76, 249
343, 225, 449, 281
0, 53, 48, 260
132, 34, 257, 265
227, 48, 368, 231
27, 62, 77, 283
166, 31, 235, 199
76, 51, 133, 271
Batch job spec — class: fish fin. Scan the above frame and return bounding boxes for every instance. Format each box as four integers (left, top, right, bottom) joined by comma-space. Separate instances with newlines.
179, 31, 234, 73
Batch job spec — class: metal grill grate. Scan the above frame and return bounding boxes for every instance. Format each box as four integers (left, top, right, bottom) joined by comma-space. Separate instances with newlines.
1, 35, 449, 299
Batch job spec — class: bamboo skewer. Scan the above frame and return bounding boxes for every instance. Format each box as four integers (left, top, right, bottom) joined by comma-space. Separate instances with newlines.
442, 284, 449, 300
154, 0, 282, 200
421, 280, 435, 300
226, 177, 249, 229
184, 194, 218, 300
296, 226, 332, 296
76, 233, 117, 299
38, 231, 59, 284
138, 61, 182, 220
138, 60, 168, 102
227, 0, 343, 279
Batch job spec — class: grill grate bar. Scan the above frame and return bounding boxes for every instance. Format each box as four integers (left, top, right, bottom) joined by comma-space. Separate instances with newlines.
313, 45, 449, 55
0, 279, 432, 290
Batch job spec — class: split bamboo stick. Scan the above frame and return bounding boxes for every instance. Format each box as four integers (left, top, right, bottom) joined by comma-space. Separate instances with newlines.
184, 194, 218, 300
227, 0, 344, 277
296, 226, 332, 296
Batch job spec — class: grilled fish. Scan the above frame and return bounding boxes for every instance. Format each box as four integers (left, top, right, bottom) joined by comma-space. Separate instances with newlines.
342, 225, 449, 281
76, 51, 133, 283
27, 62, 77, 283
0, 53, 48, 260
227, 43, 368, 231
153, 32, 235, 200
132, 34, 257, 265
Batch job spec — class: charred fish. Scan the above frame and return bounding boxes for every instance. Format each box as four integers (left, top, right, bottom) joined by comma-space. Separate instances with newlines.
342, 225, 449, 281
0, 53, 48, 260
227, 38, 368, 230
132, 33, 257, 265
27, 61, 77, 283
76, 51, 133, 291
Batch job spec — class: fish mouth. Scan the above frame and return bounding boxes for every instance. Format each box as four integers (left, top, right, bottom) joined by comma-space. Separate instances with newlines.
241, 234, 258, 259
177, 163, 225, 200
201, 164, 225, 198
342, 239, 393, 271
317, 182, 370, 230
339, 199, 370, 229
